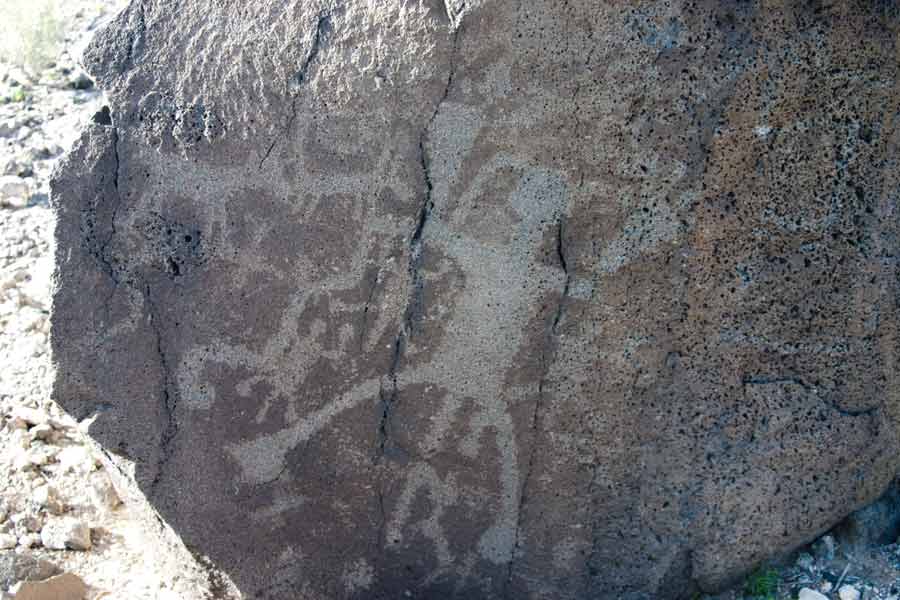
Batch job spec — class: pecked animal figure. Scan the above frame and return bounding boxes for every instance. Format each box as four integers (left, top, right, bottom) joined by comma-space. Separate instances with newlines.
51, 1, 900, 598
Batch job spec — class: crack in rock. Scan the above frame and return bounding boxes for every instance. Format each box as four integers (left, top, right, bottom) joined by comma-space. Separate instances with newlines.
375, 335, 403, 459
552, 218, 570, 333
258, 12, 332, 170
95, 126, 124, 321
359, 265, 382, 352
374, 26, 459, 461
144, 282, 178, 494
97, 126, 121, 287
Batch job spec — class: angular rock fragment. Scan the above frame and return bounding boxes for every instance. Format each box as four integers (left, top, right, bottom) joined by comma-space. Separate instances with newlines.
40, 519, 90, 551
30, 487, 64, 516
10, 514, 43, 537
838, 585, 861, 600
0, 177, 30, 209
17, 535, 41, 550
8, 409, 47, 428
51, 0, 900, 598
27, 425, 53, 443
0, 553, 60, 590
87, 472, 119, 512
10, 573, 87, 600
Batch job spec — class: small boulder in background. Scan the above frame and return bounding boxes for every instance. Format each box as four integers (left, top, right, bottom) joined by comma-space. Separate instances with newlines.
0, 553, 60, 590
40, 519, 90, 551
9, 572, 86, 600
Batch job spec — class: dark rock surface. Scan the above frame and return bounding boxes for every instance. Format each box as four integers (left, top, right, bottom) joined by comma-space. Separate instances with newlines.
50, 1, 900, 598
833, 481, 900, 554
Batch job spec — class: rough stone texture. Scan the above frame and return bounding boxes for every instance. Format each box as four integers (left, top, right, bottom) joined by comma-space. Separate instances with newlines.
11, 573, 87, 600
0, 553, 60, 589
51, 1, 900, 598
40, 519, 91, 551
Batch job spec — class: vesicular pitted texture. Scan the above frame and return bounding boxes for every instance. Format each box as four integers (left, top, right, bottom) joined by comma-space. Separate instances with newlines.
51, 1, 900, 598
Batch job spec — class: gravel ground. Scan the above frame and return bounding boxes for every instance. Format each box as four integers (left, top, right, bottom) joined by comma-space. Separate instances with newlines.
0, 2, 238, 598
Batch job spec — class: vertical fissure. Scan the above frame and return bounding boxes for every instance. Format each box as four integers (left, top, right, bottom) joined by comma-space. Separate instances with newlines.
96, 126, 122, 294
374, 25, 459, 460
552, 218, 571, 333
145, 283, 177, 494
359, 266, 382, 352
258, 12, 332, 170
375, 333, 404, 458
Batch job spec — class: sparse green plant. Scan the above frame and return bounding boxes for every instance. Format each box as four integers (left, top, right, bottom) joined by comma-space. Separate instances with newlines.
743, 566, 779, 599
0, 0, 64, 74
9, 88, 28, 103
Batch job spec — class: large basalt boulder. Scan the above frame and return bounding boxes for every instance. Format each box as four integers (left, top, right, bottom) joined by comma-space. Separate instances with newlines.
50, 1, 900, 598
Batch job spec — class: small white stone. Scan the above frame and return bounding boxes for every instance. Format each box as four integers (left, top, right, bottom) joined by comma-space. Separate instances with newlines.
31, 485, 65, 515
798, 589, 830, 600
0, 118, 21, 138
8, 416, 28, 430
795, 552, 815, 573
0, 533, 16, 549
155, 589, 183, 600
10, 407, 49, 426
812, 534, 837, 562
10, 428, 31, 449
11, 450, 33, 472
56, 446, 96, 474
89, 471, 120, 511
0, 176, 30, 208
0, 175, 28, 196
839, 585, 861, 600
40, 518, 91, 551
0, 195, 29, 209
29, 423, 53, 441
12, 512, 44, 534
23, 446, 58, 469
18, 532, 42, 548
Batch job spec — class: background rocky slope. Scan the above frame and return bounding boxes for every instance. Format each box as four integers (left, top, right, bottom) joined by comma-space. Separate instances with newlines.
0, 1, 237, 598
